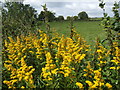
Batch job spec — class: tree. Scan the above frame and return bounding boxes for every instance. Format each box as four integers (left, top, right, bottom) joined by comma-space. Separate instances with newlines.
73, 16, 78, 21
57, 16, 64, 21
38, 11, 45, 21
38, 11, 55, 22
67, 16, 71, 21
78, 11, 88, 20
2, 2, 37, 39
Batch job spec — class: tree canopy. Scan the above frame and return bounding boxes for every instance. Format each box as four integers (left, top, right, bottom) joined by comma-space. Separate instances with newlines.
78, 11, 89, 20
38, 11, 55, 22
2, 2, 37, 39
57, 16, 64, 21
67, 16, 71, 21
73, 16, 78, 21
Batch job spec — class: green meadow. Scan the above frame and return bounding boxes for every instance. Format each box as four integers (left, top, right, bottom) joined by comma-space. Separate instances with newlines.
40, 21, 105, 46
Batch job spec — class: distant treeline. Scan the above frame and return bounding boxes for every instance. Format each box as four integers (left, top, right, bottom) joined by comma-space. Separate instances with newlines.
38, 9, 102, 22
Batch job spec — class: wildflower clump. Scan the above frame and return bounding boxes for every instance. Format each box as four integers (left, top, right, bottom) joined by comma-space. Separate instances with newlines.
2, 29, 120, 89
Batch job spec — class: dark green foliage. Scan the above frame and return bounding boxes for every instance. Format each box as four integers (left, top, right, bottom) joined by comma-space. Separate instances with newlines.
2, 2, 37, 39
99, 1, 120, 33
38, 11, 55, 22
57, 16, 64, 21
73, 16, 78, 21
78, 11, 89, 20
112, 2, 120, 32
38, 11, 45, 21
66, 16, 71, 21
99, 1, 120, 89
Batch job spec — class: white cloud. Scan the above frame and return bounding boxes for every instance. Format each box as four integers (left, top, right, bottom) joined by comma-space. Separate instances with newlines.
1, 0, 120, 18
65, 3, 77, 9
88, 4, 97, 9
28, 0, 119, 3
40, 0, 120, 3
0, 0, 5, 2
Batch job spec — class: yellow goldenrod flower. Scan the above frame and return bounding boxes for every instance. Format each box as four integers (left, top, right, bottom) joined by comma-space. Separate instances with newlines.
52, 42, 58, 45
99, 82, 104, 87
3, 80, 10, 84
105, 83, 112, 88
4, 40, 8, 47
111, 60, 119, 64
76, 82, 84, 88
47, 77, 53, 80
8, 86, 12, 89
110, 67, 116, 69
75, 54, 81, 60
97, 49, 102, 53
29, 51, 34, 54
91, 84, 97, 88
18, 52, 22, 56
57, 71, 64, 74
93, 81, 99, 86
50, 64, 56, 69
64, 73, 69, 77
83, 69, 87, 71
5, 60, 12, 64
79, 54, 86, 60
100, 61, 106, 64
21, 86, 25, 89
94, 76, 100, 81
117, 66, 120, 70
29, 79, 34, 84
94, 70, 101, 76
71, 68, 75, 70
85, 80, 93, 87
28, 66, 33, 69
24, 76, 29, 81
18, 76, 22, 81
51, 68, 58, 74
8, 37, 14, 43
83, 73, 88, 77
10, 79, 18, 85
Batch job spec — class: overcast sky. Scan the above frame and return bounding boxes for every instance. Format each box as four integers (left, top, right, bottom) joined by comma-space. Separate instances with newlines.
1, 0, 120, 18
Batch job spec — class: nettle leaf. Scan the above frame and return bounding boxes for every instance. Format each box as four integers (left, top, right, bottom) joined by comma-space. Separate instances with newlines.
103, 71, 111, 76
111, 78, 118, 83
102, 77, 107, 80
40, 61, 46, 65
71, 70, 76, 75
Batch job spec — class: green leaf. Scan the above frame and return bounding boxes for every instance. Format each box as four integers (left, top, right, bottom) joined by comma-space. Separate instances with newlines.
43, 48, 49, 51
111, 79, 117, 83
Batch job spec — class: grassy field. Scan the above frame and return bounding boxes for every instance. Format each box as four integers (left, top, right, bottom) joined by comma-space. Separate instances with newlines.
39, 21, 105, 46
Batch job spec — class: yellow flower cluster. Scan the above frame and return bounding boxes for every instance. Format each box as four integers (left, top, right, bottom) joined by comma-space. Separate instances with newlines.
3, 55, 35, 88
3, 35, 38, 88
85, 80, 112, 89
3, 29, 119, 89
41, 33, 88, 81
105, 83, 112, 88
83, 62, 94, 78
111, 42, 120, 68
92, 69, 104, 88
96, 45, 109, 64
83, 63, 104, 89
76, 82, 84, 89
41, 52, 56, 81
